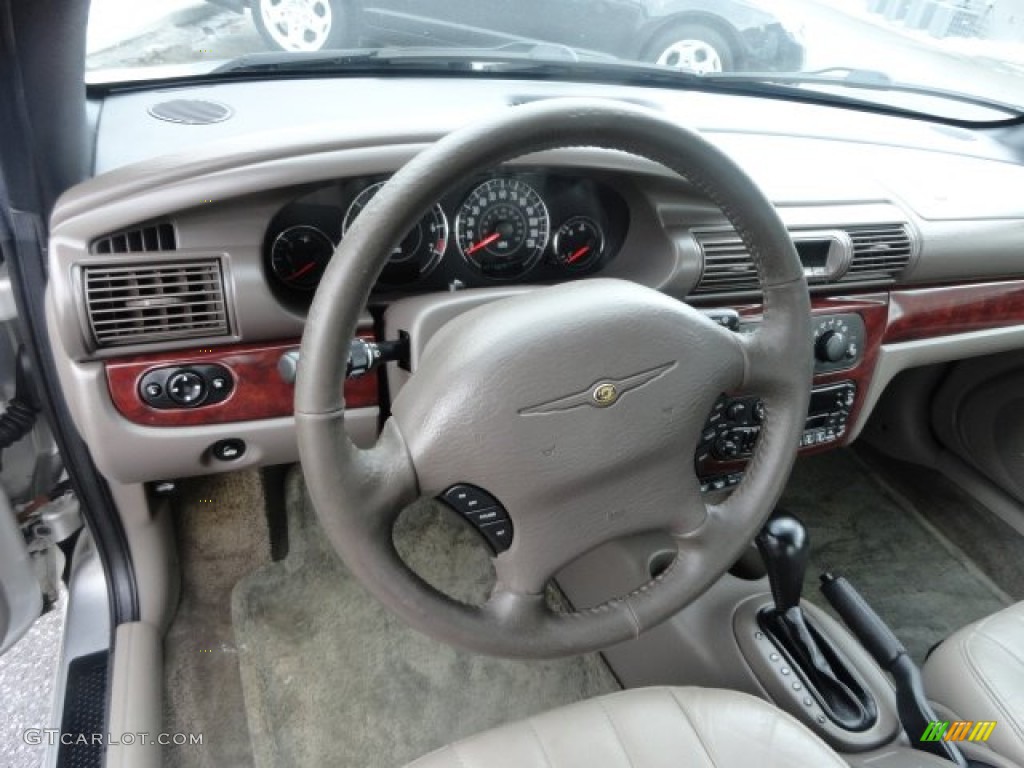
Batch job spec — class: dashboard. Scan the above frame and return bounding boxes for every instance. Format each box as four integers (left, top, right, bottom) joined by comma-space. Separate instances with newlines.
264, 170, 629, 306
44, 76, 1024, 487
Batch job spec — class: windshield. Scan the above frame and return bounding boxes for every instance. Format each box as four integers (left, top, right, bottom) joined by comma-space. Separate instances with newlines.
86, 0, 1024, 121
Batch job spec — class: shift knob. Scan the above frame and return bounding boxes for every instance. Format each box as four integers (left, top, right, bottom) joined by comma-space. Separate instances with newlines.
756, 513, 809, 613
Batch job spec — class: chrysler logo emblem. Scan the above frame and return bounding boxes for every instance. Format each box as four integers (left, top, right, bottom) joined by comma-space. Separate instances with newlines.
519, 362, 676, 415
592, 383, 619, 407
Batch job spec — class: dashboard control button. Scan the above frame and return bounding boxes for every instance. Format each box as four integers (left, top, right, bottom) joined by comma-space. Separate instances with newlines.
815, 330, 848, 363
478, 520, 513, 553
211, 438, 246, 462
726, 402, 747, 422
465, 507, 506, 526
441, 484, 501, 515
167, 371, 206, 406
713, 436, 740, 460
753, 400, 766, 423
144, 382, 163, 399
440, 484, 513, 553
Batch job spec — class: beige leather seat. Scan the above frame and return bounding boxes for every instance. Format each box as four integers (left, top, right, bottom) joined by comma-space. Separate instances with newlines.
406, 686, 848, 768
923, 601, 1024, 765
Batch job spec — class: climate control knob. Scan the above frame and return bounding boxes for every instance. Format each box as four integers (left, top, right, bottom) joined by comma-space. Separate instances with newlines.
815, 330, 848, 363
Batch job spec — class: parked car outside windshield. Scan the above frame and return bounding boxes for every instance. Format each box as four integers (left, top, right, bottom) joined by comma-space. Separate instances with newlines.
86, 0, 1024, 121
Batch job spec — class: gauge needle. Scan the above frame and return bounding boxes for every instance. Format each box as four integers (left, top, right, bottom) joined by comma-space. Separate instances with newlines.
567, 245, 591, 264
287, 262, 318, 281
466, 232, 501, 255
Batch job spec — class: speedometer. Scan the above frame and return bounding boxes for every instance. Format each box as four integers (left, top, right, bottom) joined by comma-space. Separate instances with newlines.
455, 178, 549, 279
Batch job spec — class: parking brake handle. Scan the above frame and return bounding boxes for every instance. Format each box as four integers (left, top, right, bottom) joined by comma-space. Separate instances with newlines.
820, 573, 968, 767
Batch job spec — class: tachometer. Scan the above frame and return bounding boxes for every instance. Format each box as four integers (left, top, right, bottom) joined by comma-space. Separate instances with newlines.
455, 178, 549, 279
343, 181, 448, 287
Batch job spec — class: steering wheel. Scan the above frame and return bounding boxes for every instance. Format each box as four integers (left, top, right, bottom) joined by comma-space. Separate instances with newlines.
295, 99, 812, 659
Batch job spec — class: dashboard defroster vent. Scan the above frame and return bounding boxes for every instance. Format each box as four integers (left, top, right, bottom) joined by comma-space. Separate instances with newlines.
83, 260, 229, 347
842, 224, 914, 281
691, 232, 759, 294
91, 223, 177, 255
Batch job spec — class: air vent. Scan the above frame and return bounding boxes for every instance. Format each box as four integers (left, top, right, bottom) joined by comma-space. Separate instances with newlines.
147, 99, 233, 125
843, 224, 913, 281
692, 232, 759, 294
91, 223, 176, 255
692, 223, 913, 294
83, 261, 229, 347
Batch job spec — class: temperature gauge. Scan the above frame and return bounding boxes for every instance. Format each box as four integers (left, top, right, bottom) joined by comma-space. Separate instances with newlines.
552, 216, 604, 271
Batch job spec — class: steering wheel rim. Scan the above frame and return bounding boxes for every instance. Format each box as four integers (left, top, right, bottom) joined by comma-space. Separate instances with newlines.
295, 98, 812, 659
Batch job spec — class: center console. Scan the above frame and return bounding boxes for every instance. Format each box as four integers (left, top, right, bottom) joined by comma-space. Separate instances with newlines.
695, 312, 867, 492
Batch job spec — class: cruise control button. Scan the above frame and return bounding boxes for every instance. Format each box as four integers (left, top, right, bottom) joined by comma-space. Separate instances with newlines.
441, 484, 502, 516
478, 520, 513, 553
465, 507, 506, 526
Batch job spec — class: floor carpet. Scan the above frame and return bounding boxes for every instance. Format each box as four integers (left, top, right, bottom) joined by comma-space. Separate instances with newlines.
783, 449, 1013, 662
163, 469, 272, 768
232, 469, 619, 768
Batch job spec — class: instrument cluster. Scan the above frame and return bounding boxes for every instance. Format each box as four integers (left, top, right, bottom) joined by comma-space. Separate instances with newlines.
263, 170, 629, 305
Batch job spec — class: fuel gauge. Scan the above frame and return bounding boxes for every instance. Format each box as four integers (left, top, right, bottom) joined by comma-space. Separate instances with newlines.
552, 216, 604, 271
270, 224, 335, 291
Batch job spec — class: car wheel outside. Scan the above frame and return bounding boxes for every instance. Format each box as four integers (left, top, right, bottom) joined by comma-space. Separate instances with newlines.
646, 23, 735, 74
252, 0, 353, 52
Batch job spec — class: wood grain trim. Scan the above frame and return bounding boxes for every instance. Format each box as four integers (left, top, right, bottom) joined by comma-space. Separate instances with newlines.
105, 337, 378, 427
886, 280, 1024, 344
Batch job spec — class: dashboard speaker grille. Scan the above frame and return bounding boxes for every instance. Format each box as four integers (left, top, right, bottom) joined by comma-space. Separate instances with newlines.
83, 260, 229, 347
843, 224, 914, 281
91, 222, 176, 254
147, 98, 233, 125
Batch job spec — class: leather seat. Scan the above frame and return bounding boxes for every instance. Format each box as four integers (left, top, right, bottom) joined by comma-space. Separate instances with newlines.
923, 601, 1024, 765
405, 686, 848, 768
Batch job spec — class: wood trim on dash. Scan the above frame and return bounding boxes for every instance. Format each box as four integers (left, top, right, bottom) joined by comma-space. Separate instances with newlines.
105, 337, 378, 427
886, 280, 1024, 344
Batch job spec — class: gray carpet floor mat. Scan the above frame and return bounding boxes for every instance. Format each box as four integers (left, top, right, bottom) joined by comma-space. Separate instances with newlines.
784, 449, 1013, 662
164, 470, 272, 768
232, 469, 619, 768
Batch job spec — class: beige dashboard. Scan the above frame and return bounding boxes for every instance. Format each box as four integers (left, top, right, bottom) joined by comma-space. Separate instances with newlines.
45, 82, 1024, 485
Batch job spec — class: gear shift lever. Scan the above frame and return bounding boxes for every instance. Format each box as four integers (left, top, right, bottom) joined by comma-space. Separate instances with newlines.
755, 514, 809, 612
755, 512, 876, 732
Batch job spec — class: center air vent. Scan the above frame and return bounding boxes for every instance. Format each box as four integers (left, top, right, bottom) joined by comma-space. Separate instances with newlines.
842, 224, 914, 281
692, 223, 913, 295
83, 260, 229, 347
691, 232, 758, 294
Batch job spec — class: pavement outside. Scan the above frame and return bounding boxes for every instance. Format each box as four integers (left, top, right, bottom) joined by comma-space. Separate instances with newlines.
0, 594, 66, 768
